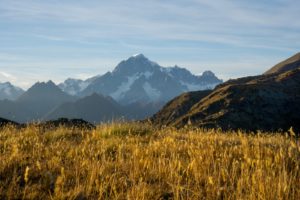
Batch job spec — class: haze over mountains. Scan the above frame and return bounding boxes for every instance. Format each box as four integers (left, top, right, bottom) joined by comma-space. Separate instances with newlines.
151, 52, 300, 132
0, 54, 222, 123
0, 82, 24, 100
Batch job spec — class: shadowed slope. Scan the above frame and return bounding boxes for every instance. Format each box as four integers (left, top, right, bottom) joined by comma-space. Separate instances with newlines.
0, 117, 19, 127
150, 90, 211, 126
45, 93, 123, 123
151, 53, 300, 133
176, 68, 300, 132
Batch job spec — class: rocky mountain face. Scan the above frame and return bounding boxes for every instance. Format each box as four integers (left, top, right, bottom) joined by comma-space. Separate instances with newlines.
151, 52, 300, 133
0, 82, 24, 100
63, 54, 222, 104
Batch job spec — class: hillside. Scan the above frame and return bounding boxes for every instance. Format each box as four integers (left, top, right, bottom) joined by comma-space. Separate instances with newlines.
151, 53, 300, 132
45, 93, 123, 123
151, 90, 211, 126
0, 124, 299, 199
264, 52, 300, 75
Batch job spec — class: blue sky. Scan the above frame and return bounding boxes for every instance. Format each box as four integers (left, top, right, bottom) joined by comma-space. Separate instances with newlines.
0, 0, 299, 89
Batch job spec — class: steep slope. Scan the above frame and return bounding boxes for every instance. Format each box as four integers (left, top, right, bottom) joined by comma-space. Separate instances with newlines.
80, 54, 222, 104
0, 82, 24, 100
152, 53, 300, 132
264, 52, 300, 75
45, 93, 123, 123
150, 90, 212, 126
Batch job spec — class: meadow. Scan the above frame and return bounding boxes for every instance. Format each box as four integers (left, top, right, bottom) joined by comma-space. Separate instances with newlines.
0, 123, 299, 199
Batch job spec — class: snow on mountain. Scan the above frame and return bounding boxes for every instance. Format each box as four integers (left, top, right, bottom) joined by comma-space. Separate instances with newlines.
0, 82, 24, 100
79, 54, 223, 104
143, 82, 161, 101
110, 73, 140, 100
58, 76, 99, 96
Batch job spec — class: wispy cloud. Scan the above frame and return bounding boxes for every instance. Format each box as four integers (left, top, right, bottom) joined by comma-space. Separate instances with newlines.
0, 71, 15, 79
0, 0, 299, 88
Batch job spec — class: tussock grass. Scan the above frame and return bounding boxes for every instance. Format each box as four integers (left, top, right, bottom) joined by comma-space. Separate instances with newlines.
0, 124, 299, 199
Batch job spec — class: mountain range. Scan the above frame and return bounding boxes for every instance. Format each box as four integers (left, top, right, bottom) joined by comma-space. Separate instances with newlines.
151, 52, 300, 132
0, 81, 74, 122
0, 54, 221, 123
60, 54, 222, 104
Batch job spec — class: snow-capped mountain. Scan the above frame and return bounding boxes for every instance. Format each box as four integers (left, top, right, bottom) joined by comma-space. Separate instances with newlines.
58, 76, 99, 95
79, 54, 222, 104
0, 82, 24, 100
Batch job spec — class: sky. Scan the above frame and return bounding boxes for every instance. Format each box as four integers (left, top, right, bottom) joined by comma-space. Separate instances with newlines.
0, 0, 299, 89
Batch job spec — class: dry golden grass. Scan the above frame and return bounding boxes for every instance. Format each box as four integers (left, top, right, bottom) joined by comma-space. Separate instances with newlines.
0, 123, 299, 199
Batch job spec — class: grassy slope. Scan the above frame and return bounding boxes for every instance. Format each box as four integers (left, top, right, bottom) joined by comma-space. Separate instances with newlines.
0, 124, 299, 199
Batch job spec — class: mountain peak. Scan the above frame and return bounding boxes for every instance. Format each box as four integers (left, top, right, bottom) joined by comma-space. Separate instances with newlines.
46, 80, 56, 86
131, 53, 146, 58
202, 70, 215, 77
25, 80, 64, 96
17, 80, 72, 106
31, 80, 57, 89
128, 54, 150, 62
113, 54, 159, 75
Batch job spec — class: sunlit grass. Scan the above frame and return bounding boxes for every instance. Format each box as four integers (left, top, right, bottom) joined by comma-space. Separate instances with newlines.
0, 123, 299, 199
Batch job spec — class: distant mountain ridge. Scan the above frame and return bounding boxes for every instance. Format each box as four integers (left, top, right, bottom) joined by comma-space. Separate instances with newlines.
0, 80, 165, 123
0, 54, 222, 123
46, 93, 166, 123
45, 93, 123, 123
0, 81, 74, 123
60, 54, 222, 104
151, 52, 300, 132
